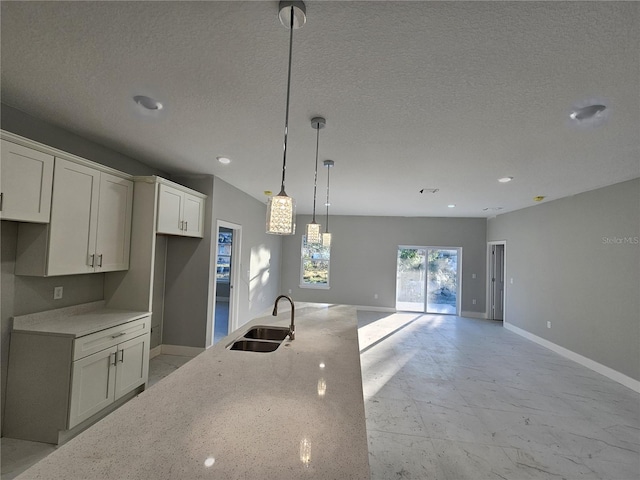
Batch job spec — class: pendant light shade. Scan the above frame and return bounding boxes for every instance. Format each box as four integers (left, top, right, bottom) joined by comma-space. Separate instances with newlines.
266, 1, 306, 235
322, 159, 334, 247
305, 116, 325, 244
267, 190, 296, 235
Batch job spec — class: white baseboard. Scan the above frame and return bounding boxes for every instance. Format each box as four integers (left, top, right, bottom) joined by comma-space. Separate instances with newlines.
504, 321, 640, 393
158, 344, 204, 358
461, 310, 488, 319
149, 345, 162, 359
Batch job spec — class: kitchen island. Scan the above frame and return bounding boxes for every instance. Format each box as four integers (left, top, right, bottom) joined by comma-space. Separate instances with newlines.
17, 303, 370, 480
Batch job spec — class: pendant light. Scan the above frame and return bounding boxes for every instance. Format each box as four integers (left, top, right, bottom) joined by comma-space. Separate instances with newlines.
305, 117, 325, 244
322, 159, 334, 247
266, 1, 307, 235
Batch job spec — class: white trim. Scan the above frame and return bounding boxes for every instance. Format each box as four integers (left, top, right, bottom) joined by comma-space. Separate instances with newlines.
160, 344, 204, 357
299, 284, 330, 290
149, 345, 162, 359
487, 240, 507, 322
461, 310, 488, 319
504, 322, 640, 393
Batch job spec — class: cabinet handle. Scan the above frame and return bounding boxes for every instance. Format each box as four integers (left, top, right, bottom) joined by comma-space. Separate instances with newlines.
97, 254, 103, 267
111, 332, 126, 339
111, 352, 117, 366
185, 221, 188, 231
179, 220, 183, 231
89, 254, 95, 267
119, 350, 124, 363
0, 192, 3, 211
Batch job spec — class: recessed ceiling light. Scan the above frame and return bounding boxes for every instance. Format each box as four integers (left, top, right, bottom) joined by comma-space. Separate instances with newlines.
569, 104, 606, 121
133, 95, 163, 111
217, 156, 231, 165
447, 204, 456, 208
498, 177, 513, 183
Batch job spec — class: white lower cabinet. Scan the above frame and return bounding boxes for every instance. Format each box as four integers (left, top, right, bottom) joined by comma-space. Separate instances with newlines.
69, 333, 149, 428
4, 314, 150, 444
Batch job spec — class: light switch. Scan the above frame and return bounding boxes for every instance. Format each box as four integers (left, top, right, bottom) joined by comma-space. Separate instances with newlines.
54, 286, 63, 300
472, 273, 476, 279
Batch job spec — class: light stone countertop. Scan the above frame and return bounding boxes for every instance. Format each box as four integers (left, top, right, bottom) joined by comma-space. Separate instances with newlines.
12, 301, 151, 338
16, 303, 371, 480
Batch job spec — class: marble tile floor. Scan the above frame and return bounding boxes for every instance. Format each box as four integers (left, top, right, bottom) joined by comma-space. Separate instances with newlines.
3, 316, 639, 479
0, 354, 193, 480
358, 311, 640, 480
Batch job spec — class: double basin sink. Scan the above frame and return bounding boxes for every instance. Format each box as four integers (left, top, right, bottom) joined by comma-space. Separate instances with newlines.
229, 326, 291, 353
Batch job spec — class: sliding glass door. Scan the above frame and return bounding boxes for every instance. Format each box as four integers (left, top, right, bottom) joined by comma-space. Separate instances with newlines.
396, 247, 460, 314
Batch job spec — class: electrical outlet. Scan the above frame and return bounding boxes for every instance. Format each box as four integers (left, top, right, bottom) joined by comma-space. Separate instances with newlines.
54, 286, 63, 300
510, 278, 514, 284
288, 289, 292, 294
472, 299, 476, 305
472, 273, 476, 279
547, 321, 551, 329
374, 293, 379, 299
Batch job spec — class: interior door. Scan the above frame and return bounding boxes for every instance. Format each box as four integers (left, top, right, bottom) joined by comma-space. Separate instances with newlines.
491, 244, 505, 321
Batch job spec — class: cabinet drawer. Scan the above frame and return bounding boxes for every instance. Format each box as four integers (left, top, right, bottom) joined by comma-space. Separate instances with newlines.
73, 316, 150, 360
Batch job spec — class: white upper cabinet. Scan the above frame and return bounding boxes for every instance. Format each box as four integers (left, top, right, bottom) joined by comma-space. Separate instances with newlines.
46, 159, 133, 275
15, 157, 133, 276
157, 182, 205, 238
0, 139, 54, 223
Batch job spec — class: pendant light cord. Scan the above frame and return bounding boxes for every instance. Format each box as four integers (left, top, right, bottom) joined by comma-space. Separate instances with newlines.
280, 6, 295, 194
325, 163, 331, 232
311, 126, 320, 222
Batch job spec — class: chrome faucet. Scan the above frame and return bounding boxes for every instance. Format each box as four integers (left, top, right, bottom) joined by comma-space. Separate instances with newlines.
272, 295, 295, 340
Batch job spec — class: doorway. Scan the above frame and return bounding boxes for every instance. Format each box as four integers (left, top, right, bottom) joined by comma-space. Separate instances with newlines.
489, 242, 505, 321
213, 222, 241, 344
395, 246, 461, 315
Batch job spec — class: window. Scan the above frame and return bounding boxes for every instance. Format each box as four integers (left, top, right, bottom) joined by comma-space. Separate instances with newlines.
300, 235, 330, 288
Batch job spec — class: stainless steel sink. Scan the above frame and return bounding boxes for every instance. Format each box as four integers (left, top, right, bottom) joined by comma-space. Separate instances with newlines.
243, 326, 290, 341
229, 340, 281, 353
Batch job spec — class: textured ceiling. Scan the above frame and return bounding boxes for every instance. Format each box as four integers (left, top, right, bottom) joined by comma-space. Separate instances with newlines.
1, 1, 638, 217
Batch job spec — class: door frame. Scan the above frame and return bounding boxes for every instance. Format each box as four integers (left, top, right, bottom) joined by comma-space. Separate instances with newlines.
487, 240, 507, 321
395, 245, 462, 315
209, 220, 242, 347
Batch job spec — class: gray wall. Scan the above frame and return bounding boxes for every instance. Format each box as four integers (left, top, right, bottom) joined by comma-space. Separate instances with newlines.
212, 178, 282, 329
281, 215, 487, 313
487, 179, 640, 381
161, 176, 283, 348
162, 176, 215, 348
1, 104, 162, 176
1, 105, 167, 432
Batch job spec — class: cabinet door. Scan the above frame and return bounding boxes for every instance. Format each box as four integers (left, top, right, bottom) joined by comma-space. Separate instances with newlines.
69, 346, 117, 429
157, 184, 183, 235
0, 139, 54, 223
182, 193, 204, 238
95, 173, 133, 272
114, 334, 149, 401
47, 158, 99, 275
